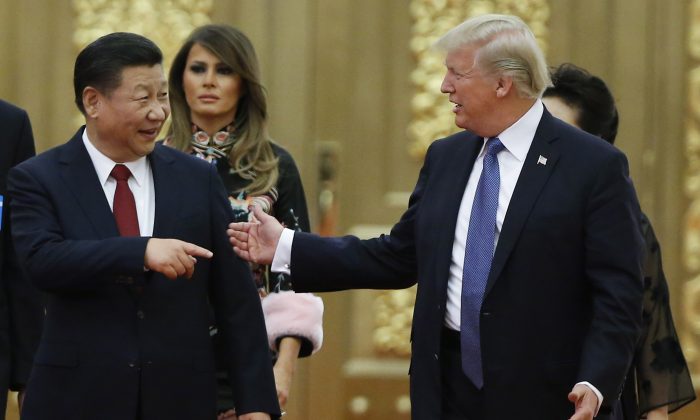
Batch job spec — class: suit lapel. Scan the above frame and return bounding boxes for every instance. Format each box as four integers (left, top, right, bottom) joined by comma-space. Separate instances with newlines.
484, 111, 560, 297
150, 144, 180, 237
59, 128, 119, 238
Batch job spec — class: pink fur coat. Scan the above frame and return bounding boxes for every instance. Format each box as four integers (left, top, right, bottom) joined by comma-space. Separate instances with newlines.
262, 291, 324, 355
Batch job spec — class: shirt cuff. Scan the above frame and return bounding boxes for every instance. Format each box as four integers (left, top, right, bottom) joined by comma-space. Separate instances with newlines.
575, 381, 603, 415
271, 228, 294, 274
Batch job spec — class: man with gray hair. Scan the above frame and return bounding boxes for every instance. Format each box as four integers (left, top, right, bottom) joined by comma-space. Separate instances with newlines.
229, 14, 644, 420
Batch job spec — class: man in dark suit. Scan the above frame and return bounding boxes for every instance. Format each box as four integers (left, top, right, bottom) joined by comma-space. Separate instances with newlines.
0, 100, 43, 419
230, 14, 644, 420
8, 33, 279, 420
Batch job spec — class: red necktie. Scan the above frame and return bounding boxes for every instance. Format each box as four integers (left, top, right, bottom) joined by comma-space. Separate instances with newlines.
110, 164, 140, 237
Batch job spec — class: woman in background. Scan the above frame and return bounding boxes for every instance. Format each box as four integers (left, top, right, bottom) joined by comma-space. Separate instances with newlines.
166, 24, 323, 419
543, 63, 695, 420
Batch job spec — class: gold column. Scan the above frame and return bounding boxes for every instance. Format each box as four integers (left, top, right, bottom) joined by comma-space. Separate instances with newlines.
373, 0, 550, 357
683, 0, 700, 383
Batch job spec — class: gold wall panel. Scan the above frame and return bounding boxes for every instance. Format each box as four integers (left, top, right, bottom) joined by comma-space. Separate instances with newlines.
373, 0, 550, 357
684, 0, 700, 380
73, 0, 212, 67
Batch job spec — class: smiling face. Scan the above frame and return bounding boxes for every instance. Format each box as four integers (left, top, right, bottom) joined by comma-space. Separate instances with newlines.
85, 64, 170, 162
183, 43, 242, 132
440, 44, 501, 136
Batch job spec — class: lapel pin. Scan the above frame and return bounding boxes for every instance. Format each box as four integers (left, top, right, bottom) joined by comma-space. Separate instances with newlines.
537, 155, 547, 166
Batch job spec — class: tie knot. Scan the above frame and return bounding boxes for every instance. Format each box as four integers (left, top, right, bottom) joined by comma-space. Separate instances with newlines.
485, 137, 505, 156
110, 164, 132, 182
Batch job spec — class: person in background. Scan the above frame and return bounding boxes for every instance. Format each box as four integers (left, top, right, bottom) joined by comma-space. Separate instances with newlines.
165, 24, 323, 419
0, 99, 43, 419
229, 14, 644, 420
8, 32, 279, 420
542, 62, 696, 420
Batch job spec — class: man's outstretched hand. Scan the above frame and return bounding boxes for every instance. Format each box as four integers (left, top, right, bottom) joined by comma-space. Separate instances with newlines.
228, 204, 284, 265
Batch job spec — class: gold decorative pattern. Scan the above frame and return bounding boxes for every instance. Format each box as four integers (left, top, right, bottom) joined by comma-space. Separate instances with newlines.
407, 0, 550, 160
682, 0, 700, 378
73, 0, 212, 58
373, 288, 416, 356
372, 0, 550, 357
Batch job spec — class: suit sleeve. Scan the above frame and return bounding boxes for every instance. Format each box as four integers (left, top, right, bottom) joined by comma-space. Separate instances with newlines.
3, 110, 42, 390
206, 164, 280, 417
579, 150, 644, 404
290, 141, 435, 292
8, 163, 149, 293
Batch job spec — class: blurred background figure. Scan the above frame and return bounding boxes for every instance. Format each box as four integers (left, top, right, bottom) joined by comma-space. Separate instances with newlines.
0, 99, 43, 420
543, 63, 696, 420
165, 24, 324, 419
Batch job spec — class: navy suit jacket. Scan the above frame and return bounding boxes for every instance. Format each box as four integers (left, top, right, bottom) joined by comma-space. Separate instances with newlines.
290, 110, 644, 419
0, 99, 43, 418
8, 128, 280, 420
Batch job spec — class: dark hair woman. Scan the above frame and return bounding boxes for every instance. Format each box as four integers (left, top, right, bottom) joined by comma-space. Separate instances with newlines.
166, 24, 323, 419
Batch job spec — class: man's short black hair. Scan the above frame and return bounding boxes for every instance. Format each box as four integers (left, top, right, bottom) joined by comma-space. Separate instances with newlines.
74, 32, 163, 114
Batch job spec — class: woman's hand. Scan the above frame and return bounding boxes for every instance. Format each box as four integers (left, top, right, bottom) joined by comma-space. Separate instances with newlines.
646, 406, 668, 420
273, 337, 302, 409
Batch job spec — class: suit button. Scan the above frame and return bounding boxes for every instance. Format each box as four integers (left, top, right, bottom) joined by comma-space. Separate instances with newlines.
116, 275, 134, 284
437, 304, 441, 310
136, 310, 145, 319
434, 353, 439, 361
128, 362, 136, 368
481, 312, 491, 317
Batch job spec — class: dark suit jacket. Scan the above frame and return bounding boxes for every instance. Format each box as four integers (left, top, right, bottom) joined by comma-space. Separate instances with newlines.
0, 99, 42, 418
8, 128, 280, 420
290, 110, 644, 419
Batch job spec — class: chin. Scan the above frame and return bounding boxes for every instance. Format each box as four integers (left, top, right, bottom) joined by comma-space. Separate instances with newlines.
138, 143, 156, 157
454, 120, 470, 130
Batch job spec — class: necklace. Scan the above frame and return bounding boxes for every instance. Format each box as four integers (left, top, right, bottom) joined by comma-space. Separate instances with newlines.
190, 123, 236, 163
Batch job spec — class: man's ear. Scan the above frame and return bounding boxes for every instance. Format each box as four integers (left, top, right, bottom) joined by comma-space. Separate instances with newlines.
495, 76, 514, 98
82, 87, 101, 118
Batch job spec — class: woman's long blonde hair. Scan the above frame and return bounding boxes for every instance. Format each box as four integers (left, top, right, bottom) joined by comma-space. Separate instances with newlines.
168, 24, 278, 195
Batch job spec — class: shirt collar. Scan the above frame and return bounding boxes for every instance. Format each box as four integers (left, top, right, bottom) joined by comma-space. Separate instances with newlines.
480, 99, 543, 162
82, 129, 148, 187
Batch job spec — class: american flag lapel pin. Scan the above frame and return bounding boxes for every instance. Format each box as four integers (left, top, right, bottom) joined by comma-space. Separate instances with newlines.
537, 155, 547, 166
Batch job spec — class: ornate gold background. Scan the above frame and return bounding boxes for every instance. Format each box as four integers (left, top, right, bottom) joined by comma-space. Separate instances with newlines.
683, 0, 700, 379
73, 0, 212, 55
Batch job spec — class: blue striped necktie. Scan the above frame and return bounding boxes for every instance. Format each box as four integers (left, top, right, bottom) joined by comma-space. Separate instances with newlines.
460, 137, 504, 389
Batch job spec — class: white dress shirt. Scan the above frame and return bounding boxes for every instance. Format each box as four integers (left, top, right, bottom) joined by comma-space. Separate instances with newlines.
82, 130, 155, 236
443, 100, 542, 331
